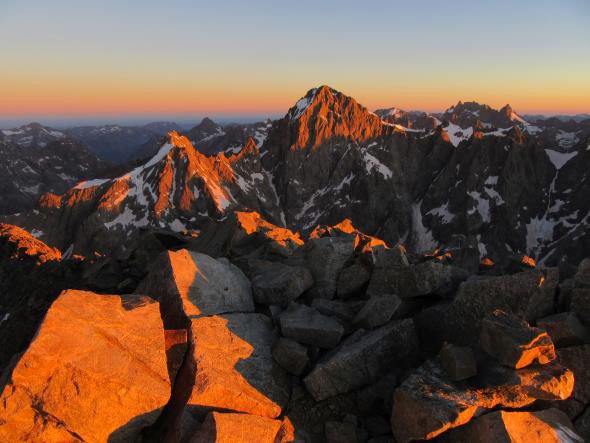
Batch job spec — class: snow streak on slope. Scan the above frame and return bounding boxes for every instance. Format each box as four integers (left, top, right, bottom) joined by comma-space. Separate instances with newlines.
545, 149, 578, 170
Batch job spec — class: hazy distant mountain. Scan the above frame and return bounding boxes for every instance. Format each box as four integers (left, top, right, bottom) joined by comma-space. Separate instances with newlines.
5, 86, 590, 267
125, 118, 273, 162
524, 113, 590, 123
67, 122, 181, 163
184, 117, 273, 155
0, 123, 110, 215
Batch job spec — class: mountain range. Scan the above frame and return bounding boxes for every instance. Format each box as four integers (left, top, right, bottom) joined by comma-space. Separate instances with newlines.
2, 85, 589, 268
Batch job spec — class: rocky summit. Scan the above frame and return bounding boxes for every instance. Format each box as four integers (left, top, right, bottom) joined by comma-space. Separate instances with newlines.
0, 85, 589, 443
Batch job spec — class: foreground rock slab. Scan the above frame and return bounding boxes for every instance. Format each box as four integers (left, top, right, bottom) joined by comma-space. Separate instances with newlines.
415, 269, 558, 347
391, 359, 574, 442
189, 411, 294, 443
480, 309, 556, 369
304, 319, 419, 401
0, 290, 170, 443
184, 313, 289, 419
438, 408, 584, 442
138, 249, 254, 326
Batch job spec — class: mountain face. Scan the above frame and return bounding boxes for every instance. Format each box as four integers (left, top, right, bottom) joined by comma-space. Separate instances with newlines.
374, 108, 441, 130
1, 122, 67, 148
0, 124, 111, 215
67, 121, 181, 163
185, 117, 273, 156
129, 118, 273, 162
5, 86, 589, 268
9, 131, 283, 256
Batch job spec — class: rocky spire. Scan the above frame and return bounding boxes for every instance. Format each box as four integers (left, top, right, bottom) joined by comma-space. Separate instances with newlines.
281, 85, 385, 150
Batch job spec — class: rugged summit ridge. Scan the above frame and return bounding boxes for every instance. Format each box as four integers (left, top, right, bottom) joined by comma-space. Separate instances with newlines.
3, 85, 589, 267
13, 131, 282, 255
279, 85, 386, 150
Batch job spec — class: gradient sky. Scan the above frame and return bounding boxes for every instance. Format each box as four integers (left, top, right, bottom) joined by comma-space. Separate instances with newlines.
1, 0, 589, 125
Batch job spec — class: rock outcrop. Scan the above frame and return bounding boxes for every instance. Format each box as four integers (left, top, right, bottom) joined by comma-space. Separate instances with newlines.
437, 408, 583, 442
183, 313, 289, 418
479, 309, 556, 369
137, 249, 254, 325
390, 359, 574, 442
1, 218, 588, 442
415, 268, 558, 348
0, 290, 170, 443
304, 319, 419, 401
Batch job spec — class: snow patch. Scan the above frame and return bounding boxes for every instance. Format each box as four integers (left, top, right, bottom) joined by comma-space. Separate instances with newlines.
169, 219, 186, 232
289, 90, 316, 119
467, 191, 491, 223
30, 229, 43, 238
411, 202, 437, 252
444, 123, 473, 147
545, 149, 578, 170
363, 151, 393, 179
426, 202, 455, 224
74, 178, 110, 190
484, 176, 498, 185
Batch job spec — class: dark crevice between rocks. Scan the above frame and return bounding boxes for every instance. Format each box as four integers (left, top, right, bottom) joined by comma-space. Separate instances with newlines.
141, 290, 194, 443
31, 400, 86, 442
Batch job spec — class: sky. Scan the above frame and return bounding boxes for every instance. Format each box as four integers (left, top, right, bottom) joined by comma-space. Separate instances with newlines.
1, 0, 589, 126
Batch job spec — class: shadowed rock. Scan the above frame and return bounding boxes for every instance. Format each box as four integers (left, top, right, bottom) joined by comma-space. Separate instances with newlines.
184, 313, 289, 419
304, 319, 419, 401
390, 359, 574, 442
480, 309, 556, 369
368, 261, 466, 298
280, 303, 345, 348
571, 288, 590, 325
439, 343, 477, 381
272, 337, 309, 376
538, 312, 590, 347
353, 294, 402, 329
575, 407, 590, 441
437, 408, 583, 442
189, 411, 294, 443
557, 345, 590, 413
137, 249, 254, 326
250, 259, 313, 305
0, 290, 170, 443
370, 244, 409, 268
324, 420, 360, 443
415, 268, 558, 348
337, 261, 372, 298
575, 258, 590, 288
290, 236, 354, 300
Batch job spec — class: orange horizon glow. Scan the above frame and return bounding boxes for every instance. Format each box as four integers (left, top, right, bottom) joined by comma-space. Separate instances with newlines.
2, 82, 588, 118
